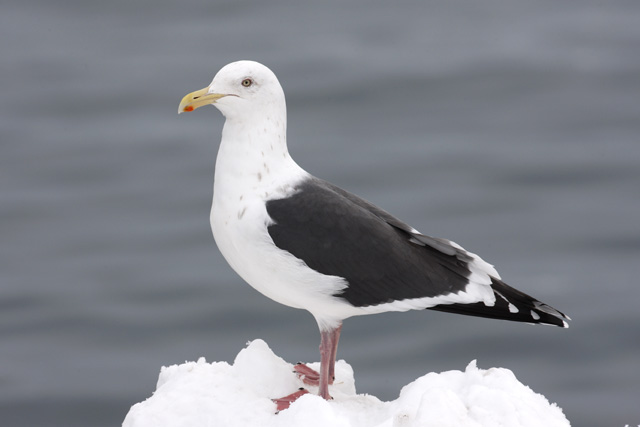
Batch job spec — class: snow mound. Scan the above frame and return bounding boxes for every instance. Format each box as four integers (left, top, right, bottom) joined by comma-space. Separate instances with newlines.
123, 339, 570, 427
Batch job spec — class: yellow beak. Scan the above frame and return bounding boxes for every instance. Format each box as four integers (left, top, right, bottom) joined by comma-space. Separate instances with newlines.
178, 87, 228, 114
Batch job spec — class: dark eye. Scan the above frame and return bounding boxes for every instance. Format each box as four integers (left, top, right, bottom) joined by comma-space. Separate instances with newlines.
241, 78, 253, 87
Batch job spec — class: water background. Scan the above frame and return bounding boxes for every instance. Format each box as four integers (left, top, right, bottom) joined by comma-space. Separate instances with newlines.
2, 1, 639, 426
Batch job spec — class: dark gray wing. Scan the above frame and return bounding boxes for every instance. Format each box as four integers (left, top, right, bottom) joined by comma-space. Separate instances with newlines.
265, 178, 472, 307
266, 177, 570, 327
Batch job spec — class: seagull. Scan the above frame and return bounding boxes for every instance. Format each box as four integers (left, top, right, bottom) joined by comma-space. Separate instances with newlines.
178, 60, 569, 410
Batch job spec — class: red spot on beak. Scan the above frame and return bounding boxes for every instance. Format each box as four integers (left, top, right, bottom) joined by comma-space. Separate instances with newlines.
184, 106, 194, 112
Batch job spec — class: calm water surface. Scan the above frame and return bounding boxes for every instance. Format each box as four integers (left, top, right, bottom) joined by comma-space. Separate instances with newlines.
2, 1, 640, 426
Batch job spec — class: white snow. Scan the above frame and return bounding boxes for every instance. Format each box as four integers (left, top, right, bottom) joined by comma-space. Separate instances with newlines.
123, 339, 570, 427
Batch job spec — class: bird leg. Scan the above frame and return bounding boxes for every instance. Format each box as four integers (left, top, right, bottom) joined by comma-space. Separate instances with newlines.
273, 324, 342, 411
318, 324, 342, 399
291, 324, 342, 388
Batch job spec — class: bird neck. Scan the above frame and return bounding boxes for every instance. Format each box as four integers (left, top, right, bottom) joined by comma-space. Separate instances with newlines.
213, 114, 307, 200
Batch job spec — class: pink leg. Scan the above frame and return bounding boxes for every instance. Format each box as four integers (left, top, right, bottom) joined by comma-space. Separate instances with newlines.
292, 324, 343, 388
273, 324, 343, 411
318, 324, 342, 400
328, 325, 342, 383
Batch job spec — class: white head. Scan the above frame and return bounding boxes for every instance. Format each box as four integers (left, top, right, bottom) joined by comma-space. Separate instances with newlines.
178, 60, 286, 121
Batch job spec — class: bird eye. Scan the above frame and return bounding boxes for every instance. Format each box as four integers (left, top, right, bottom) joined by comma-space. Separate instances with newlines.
241, 78, 253, 87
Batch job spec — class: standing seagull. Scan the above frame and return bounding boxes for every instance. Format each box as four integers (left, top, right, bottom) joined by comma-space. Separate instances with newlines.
178, 60, 569, 410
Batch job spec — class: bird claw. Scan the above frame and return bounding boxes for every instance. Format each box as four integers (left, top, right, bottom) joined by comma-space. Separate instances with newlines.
273, 388, 309, 412
293, 363, 323, 385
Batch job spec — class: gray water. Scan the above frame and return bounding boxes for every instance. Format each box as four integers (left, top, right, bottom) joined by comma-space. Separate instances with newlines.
2, 1, 639, 426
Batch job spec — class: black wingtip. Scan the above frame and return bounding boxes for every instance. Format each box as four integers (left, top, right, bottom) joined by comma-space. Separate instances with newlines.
428, 277, 570, 328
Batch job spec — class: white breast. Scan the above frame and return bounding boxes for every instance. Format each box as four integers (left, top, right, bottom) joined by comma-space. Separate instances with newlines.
209, 120, 354, 330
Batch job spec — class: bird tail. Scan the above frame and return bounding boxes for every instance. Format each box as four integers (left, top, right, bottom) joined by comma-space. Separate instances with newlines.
428, 278, 570, 327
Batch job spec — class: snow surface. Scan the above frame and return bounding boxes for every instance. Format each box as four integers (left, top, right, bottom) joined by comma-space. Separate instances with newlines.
123, 339, 570, 427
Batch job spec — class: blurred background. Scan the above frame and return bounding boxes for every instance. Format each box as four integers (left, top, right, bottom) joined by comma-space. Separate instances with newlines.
2, 0, 639, 425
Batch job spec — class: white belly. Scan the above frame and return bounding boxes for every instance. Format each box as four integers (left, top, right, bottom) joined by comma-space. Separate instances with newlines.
210, 185, 356, 329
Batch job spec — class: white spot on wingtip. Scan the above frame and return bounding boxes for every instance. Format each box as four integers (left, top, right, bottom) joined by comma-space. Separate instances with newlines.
508, 303, 519, 313
530, 310, 540, 320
